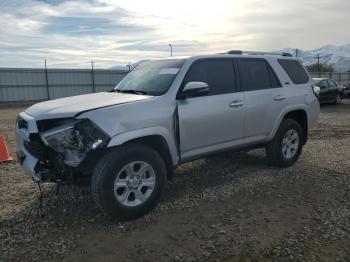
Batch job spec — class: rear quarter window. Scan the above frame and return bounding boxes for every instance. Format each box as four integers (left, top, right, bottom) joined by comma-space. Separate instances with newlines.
278, 59, 309, 84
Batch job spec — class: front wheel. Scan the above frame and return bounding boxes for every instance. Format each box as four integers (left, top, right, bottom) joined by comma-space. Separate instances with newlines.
266, 119, 304, 167
91, 144, 166, 221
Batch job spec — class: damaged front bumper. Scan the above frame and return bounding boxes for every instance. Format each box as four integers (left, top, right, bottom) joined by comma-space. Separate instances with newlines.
16, 112, 42, 181
16, 112, 109, 183
16, 147, 41, 182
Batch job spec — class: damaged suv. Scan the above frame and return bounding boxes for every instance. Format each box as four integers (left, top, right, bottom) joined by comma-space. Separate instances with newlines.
16, 51, 319, 221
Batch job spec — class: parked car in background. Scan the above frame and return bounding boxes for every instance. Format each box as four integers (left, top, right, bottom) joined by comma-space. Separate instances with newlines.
344, 82, 350, 97
313, 78, 343, 104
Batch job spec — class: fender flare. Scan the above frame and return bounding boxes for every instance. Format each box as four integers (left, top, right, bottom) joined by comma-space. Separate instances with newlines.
107, 127, 179, 165
268, 104, 309, 141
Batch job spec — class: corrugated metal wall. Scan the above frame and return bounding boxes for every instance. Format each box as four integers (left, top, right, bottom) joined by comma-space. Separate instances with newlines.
1, 68, 349, 102
0, 68, 128, 102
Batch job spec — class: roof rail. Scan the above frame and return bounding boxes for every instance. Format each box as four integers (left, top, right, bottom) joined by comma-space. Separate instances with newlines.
226, 50, 293, 57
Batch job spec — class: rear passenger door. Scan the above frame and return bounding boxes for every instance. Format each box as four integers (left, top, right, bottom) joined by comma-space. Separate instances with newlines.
177, 58, 245, 160
237, 58, 286, 142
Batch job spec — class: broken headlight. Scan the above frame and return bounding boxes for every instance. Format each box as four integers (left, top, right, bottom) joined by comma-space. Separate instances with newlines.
40, 119, 109, 167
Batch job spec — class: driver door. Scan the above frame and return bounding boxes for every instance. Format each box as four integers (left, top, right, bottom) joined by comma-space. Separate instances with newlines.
318, 80, 329, 102
177, 59, 245, 160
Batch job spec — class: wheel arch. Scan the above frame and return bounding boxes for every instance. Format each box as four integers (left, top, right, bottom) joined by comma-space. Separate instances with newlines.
269, 106, 309, 145
124, 135, 176, 179
283, 110, 308, 144
107, 128, 179, 179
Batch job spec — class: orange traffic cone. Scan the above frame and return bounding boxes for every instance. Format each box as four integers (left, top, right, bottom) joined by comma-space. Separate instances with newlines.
0, 135, 13, 162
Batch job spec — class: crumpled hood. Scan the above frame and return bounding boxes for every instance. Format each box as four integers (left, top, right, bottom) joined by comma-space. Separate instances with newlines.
25, 92, 153, 120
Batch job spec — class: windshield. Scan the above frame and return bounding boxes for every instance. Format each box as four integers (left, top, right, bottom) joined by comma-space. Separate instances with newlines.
115, 59, 186, 96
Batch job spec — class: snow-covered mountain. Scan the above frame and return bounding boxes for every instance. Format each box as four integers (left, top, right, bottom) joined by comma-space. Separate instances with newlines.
279, 44, 350, 72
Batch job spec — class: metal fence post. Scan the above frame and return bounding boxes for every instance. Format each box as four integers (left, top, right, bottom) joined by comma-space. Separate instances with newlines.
338, 72, 341, 83
91, 61, 96, 93
44, 59, 50, 100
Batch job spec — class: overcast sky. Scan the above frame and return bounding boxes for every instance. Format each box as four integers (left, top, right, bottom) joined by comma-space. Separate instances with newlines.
0, 0, 349, 68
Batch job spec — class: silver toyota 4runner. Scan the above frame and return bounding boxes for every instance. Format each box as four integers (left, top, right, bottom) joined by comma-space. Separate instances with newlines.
16, 51, 320, 221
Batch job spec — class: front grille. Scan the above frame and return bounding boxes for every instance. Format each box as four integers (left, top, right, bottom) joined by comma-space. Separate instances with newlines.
17, 117, 28, 129
24, 135, 45, 160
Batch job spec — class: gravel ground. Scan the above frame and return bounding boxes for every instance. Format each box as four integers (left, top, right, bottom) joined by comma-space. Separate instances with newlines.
1, 101, 350, 261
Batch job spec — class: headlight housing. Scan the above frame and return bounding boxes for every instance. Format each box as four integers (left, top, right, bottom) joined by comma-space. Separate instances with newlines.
40, 119, 109, 167
41, 123, 76, 153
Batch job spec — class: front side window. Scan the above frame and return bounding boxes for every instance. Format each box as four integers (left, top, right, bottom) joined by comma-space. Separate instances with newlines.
115, 59, 186, 96
319, 80, 328, 89
328, 80, 337, 87
182, 59, 236, 95
238, 59, 278, 91
278, 59, 309, 84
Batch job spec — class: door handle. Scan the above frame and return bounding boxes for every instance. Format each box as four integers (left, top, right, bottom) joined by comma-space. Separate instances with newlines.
273, 95, 287, 101
229, 100, 244, 108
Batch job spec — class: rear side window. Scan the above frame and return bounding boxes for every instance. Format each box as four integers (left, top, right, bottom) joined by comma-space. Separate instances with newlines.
278, 59, 309, 84
183, 59, 236, 95
238, 59, 280, 91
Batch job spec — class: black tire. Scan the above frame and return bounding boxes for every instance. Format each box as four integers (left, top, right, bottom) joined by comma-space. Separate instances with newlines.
266, 119, 304, 167
91, 144, 166, 221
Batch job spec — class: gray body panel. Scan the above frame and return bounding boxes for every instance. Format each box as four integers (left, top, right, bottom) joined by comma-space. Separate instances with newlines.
177, 92, 245, 160
25, 92, 152, 120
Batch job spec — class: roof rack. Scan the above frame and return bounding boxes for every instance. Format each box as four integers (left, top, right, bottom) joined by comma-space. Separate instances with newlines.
226, 50, 293, 57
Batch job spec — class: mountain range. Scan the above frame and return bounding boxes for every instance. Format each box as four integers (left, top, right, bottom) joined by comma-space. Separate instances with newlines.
110, 44, 350, 72
280, 44, 350, 72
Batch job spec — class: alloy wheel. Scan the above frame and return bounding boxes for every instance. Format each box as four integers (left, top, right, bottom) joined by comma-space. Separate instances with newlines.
281, 129, 299, 159
114, 161, 156, 207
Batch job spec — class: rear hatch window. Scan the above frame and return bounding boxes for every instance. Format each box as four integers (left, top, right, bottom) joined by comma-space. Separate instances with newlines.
278, 59, 309, 84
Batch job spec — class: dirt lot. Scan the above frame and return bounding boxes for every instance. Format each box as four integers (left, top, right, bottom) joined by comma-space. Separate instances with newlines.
1, 101, 350, 262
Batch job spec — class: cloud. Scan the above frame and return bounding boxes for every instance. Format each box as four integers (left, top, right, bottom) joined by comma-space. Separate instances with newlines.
231, 0, 350, 50
44, 16, 155, 36
0, 0, 349, 68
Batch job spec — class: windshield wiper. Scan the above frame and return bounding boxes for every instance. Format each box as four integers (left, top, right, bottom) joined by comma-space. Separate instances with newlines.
115, 89, 148, 95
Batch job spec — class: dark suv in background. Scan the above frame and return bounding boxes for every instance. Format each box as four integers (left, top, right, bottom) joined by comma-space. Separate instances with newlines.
313, 78, 343, 104
344, 82, 350, 97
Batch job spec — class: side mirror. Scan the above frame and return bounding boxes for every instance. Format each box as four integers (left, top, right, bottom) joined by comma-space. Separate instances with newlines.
181, 82, 209, 98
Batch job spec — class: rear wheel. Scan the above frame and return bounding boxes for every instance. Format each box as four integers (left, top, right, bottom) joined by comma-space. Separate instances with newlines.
266, 119, 304, 167
91, 144, 166, 221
